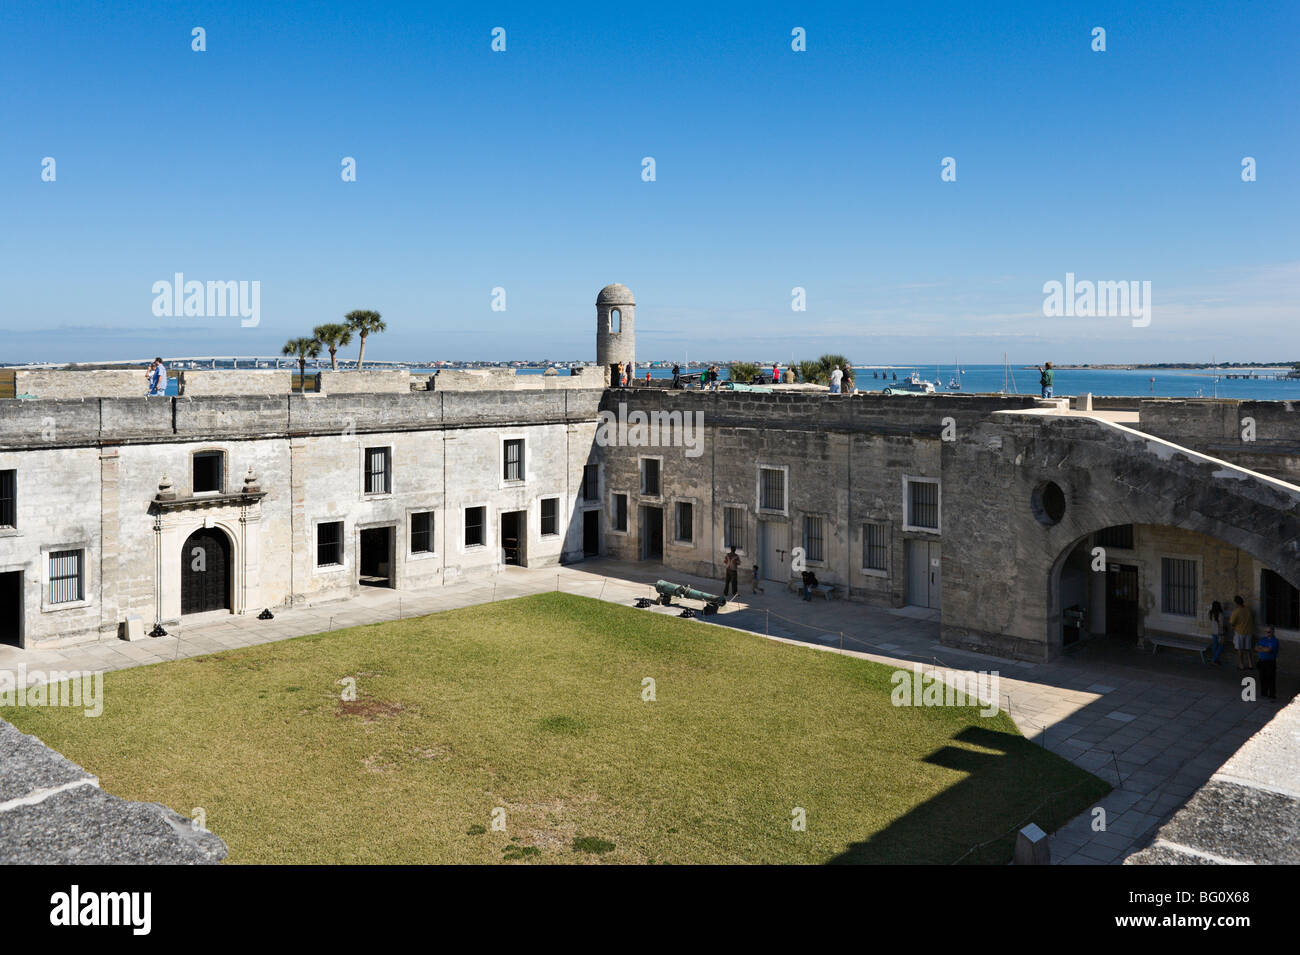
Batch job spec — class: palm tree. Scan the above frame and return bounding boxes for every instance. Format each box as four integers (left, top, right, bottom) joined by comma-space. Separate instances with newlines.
312, 323, 353, 371
282, 337, 322, 391
344, 310, 386, 370
817, 354, 854, 389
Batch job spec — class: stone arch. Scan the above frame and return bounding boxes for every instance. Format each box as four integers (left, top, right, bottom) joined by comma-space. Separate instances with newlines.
942, 412, 1300, 661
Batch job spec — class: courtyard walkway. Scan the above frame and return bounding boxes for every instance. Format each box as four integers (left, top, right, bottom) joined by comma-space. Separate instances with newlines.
3, 558, 1293, 865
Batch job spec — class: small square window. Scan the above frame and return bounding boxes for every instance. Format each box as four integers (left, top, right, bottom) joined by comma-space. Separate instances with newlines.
504, 440, 525, 482
675, 502, 694, 543
540, 498, 559, 536
465, 507, 486, 547
0, 470, 15, 528
1161, 557, 1197, 617
317, 522, 344, 567
364, 448, 391, 494
906, 479, 939, 530
803, 515, 824, 563
193, 452, 223, 494
47, 549, 83, 604
759, 468, 785, 512
863, 523, 888, 572
723, 507, 745, 551
411, 512, 435, 554
641, 459, 661, 497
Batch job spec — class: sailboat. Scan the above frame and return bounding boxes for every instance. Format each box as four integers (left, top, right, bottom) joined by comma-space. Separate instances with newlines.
948, 358, 962, 390
1000, 353, 1019, 394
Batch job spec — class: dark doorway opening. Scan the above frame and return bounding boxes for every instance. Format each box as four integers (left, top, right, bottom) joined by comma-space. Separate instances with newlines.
610, 363, 623, 386
501, 511, 526, 566
359, 526, 394, 588
1106, 563, 1140, 638
0, 571, 21, 646
583, 510, 600, 557
181, 528, 231, 614
639, 506, 663, 561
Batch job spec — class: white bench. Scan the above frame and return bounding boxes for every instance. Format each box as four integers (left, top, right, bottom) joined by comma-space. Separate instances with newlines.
1144, 632, 1207, 663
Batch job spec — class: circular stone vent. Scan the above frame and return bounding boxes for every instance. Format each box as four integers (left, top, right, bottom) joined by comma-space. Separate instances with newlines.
1031, 481, 1067, 526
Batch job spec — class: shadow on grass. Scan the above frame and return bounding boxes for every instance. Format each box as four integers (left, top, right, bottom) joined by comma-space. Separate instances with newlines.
828, 725, 1111, 865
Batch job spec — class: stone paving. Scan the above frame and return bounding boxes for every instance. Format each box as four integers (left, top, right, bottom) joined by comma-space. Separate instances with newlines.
2, 558, 1293, 865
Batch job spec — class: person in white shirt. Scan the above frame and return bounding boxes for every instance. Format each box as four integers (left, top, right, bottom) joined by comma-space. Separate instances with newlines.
147, 357, 167, 396
829, 365, 843, 394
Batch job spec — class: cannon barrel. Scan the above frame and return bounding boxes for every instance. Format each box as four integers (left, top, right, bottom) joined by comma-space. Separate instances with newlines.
654, 580, 727, 606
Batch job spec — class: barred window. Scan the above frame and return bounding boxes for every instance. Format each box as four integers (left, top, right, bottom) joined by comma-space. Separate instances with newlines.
465, 507, 486, 547
1161, 558, 1197, 617
540, 498, 559, 536
724, 506, 745, 551
317, 522, 344, 567
612, 494, 628, 532
1261, 569, 1299, 630
503, 439, 524, 482
1095, 524, 1134, 550
581, 464, 598, 501
759, 468, 785, 512
676, 502, 694, 543
47, 549, 83, 604
641, 459, 661, 496
863, 522, 888, 571
410, 512, 434, 554
0, 470, 14, 528
906, 479, 939, 530
803, 515, 824, 563
364, 447, 391, 494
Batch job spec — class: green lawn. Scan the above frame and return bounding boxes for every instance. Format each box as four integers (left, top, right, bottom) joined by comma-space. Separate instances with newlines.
3, 594, 1108, 864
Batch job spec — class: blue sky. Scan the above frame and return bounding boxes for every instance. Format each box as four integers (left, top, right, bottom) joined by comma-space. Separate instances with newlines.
2, 0, 1296, 364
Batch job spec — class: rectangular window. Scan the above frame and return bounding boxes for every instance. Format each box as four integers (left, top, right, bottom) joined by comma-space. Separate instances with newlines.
364, 447, 391, 494
193, 451, 223, 494
863, 522, 888, 571
803, 515, 824, 563
465, 507, 486, 547
410, 512, 434, 554
316, 522, 344, 567
1261, 569, 1299, 630
540, 498, 559, 536
0, 470, 14, 528
1161, 557, 1197, 617
724, 506, 745, 551
1095, 524, 1135, 550
581, 464, 599, 501
503, 439, 524, 482
906, 479, 939, 530
47, 549, 83, 604
612, 494, 628, 533
641, 458, 661, 497
759, 468, 786, 512
675, 502, 694, 543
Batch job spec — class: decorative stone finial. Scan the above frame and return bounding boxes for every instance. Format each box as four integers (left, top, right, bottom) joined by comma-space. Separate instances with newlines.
156, 473, 175, 501
243, 465, 260, 493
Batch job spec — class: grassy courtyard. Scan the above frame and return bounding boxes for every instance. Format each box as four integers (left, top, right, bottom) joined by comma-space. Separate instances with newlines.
3, 593, 1108, 864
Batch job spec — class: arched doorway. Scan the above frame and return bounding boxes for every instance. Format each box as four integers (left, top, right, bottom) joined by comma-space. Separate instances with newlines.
1048, 522, 1300, 654
181, 527, 231, 615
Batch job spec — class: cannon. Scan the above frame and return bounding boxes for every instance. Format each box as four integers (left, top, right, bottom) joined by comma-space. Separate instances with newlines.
653, 580, 727, 615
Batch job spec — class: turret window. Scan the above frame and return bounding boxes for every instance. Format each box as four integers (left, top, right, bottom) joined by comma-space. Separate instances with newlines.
610, 308, 621, 333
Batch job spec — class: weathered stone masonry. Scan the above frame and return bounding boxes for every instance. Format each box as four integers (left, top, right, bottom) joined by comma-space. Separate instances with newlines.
3, 382, 1299, 666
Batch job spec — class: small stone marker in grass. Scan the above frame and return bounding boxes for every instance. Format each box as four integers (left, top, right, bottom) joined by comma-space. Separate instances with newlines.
1014, 823, 1050, 865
